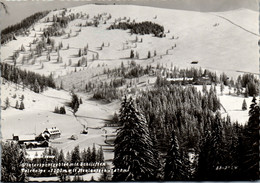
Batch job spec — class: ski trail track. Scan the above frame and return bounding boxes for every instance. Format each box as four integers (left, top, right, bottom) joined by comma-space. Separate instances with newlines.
212, 13, 259, 37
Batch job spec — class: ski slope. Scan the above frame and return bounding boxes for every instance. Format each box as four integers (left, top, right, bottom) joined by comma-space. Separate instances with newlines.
1, 5, 258, 87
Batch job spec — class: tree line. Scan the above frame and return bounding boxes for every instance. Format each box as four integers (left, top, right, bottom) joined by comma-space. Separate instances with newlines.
1, 62, 56, 93
87, 62, 258, 103
1, 11, 50, 44
237, 73, 259, 97
103, 61, 152, 79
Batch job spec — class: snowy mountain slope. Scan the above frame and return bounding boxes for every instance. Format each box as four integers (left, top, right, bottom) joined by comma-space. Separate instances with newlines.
1, 5, 258, 86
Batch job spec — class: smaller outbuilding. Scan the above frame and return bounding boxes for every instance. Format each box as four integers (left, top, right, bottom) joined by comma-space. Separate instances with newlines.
191, 61, 199, 64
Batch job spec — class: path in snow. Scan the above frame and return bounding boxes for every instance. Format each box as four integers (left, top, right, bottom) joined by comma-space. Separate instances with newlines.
213, 14, 259, 37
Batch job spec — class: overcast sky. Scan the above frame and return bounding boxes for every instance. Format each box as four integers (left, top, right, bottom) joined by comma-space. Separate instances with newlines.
0, 0, 258, 29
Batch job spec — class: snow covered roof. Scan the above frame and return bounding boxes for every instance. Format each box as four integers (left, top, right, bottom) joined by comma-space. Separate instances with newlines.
18, 135, 36, 141
44, 127, 61, 135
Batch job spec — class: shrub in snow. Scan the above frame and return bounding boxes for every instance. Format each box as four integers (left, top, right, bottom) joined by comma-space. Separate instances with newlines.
15, 100, 19, 109
147, 51, 151, 58
130, 50, 134, 59
60, 106, 66, 114
19, 101, 25, 110
54, 106, 59, 113
4, 97, 10, 110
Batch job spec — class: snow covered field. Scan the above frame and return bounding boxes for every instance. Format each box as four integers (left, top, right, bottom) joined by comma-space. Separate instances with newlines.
1, 5, 258, 86
1, 81, 120, 165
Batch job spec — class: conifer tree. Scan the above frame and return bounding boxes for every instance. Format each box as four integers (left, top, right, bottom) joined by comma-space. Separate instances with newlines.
60, 81, 64, 90
46, 54, 50, 61
81, 148, 88, 162
113, 97, 158, 181
97, 146, 104, 162
164, 130, 188, 181
15, 100, 19, 109
69, 93, 80, 115
19, 101, 25, 110
33, 79, 40, 93
71, 145, 81, 163
197, 112, 223, 180
54, 106, 59, 113
242, 99, 247, 111
241, 97, 259, 180
86, 147, 92, 162
135, 51, 139, 59
154, 50, 157, 56
79, 98, 83, 104
196, 129, 214, 180
236, 82, 241, 96
147, 51, 151, 58
91, 144, 97, 163
20, 44, 25, 52
220, 82, 224, 95
244, 85, 249, 97
202, 84, 207, 93
58, 150, 65, 163
66, 152, 71, 163
130, 50, 134, 58
4, 97, 10, 109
